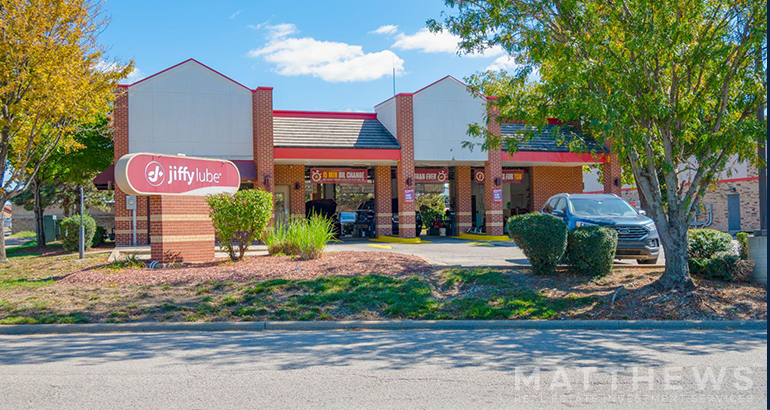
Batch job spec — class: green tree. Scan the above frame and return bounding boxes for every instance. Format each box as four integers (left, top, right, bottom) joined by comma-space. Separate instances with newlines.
430, 0, 767, 289
11, 115, 114, 246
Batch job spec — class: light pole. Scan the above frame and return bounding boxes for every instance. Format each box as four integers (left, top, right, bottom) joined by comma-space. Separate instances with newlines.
78, 185, 84, 259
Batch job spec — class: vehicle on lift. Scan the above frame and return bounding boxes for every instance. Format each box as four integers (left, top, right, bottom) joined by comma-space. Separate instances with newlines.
358, 198, 422, 237
540, 193, 661, 264
304, 199, 342, 238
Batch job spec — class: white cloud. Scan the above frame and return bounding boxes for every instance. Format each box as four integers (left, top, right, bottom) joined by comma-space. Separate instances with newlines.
229, 10, 242, 19
247, 21, 268, 30
265, 23, 298, 39
370, 25, 398, 35
392, 28, 505, 58
486, 55, 518, 71
125, 67, 145, 83
248, 25, 404, 83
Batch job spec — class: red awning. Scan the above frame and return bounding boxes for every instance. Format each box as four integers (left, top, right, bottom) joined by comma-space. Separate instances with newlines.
93, 164, 115, 188
231, 160, 256, 181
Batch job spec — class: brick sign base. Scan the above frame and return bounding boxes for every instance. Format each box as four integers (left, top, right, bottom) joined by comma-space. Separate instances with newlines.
149, 195, 214, 263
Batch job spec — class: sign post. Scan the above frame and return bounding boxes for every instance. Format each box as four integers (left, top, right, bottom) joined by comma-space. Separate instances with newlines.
78, 186, 84, 259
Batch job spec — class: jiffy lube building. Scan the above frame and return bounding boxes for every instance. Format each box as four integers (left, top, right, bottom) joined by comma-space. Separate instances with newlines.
100, 59, 620, 262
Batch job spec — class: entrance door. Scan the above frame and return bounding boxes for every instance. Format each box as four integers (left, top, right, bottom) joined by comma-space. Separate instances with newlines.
727, 194, 741, 232
274, 185, 290, 225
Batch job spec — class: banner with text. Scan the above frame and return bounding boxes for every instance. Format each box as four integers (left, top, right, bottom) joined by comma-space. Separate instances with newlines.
473, 169, 525, 184
414, 168, 449, 184
310, 168, 369, 184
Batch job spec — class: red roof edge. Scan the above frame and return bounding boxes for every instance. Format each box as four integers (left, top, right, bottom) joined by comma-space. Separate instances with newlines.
273, 110, 378, 120
375, 75, 488, 109
119, 58, 253, 92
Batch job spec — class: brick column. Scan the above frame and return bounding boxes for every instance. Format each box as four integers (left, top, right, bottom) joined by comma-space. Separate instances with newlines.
275, 164, 306, 219
374, 165, 392, 236
112, 87, 149, 246
253, 87, 274, 193
484, 101, 504, 235
455, 166, 472, 234
395, 94, 416, 238
602, 141, 622, 195
149, 196, 214, 263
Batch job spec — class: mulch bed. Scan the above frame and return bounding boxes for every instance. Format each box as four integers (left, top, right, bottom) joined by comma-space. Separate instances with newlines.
62, 251, 432, 286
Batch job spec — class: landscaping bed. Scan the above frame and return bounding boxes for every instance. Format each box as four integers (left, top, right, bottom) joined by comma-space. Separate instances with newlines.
0, 251, 765, 324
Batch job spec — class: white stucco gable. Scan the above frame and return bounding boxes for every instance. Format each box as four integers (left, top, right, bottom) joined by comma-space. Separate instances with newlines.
412, 76, 488, 164
128, 59, 253, 160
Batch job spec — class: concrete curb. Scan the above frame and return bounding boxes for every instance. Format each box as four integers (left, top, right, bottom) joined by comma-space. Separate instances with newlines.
0, 320, 764, 335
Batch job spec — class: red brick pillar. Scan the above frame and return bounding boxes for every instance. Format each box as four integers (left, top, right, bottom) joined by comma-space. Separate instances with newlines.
253, 87, 274, 193
112, 87, 149, 246
455, 166, 472, 234
484, 101, 504, 236
374, 165, 392, 236
603, 140, 622, 195
395, 94, 416, 238
149, 196, 214, 263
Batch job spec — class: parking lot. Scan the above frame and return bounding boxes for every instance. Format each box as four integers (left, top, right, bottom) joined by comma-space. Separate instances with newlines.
326, 237, 664, 268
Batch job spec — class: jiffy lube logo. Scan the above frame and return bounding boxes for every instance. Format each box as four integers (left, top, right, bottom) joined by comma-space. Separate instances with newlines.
116, 153, 240, 196
145, 161, 165, 186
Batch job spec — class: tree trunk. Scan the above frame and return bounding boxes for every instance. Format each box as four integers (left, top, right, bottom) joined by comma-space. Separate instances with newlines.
32, 177, 46, 247
656, 222, 695, 290
0, 227, 6, 264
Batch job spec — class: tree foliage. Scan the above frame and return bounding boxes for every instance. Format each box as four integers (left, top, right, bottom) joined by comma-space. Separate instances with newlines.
207, 189, 273, 261
431, 0, 767, 289
0, 0, 131, 260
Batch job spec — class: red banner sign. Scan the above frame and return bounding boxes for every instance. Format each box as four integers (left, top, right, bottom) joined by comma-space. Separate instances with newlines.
115, 153, 241, 196
310, 168, 368, 184
414, 168, 449, 184
473, 169, 525, 184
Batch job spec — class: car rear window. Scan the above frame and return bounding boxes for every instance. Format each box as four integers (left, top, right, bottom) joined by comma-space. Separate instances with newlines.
569, 198, 638, 217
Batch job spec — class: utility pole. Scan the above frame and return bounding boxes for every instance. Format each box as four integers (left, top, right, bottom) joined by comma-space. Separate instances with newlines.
78, 185, 84, 259
757, 49, 767, 236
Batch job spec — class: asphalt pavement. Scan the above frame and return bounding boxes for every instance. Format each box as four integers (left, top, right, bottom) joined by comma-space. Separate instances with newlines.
0, 329, 764, 409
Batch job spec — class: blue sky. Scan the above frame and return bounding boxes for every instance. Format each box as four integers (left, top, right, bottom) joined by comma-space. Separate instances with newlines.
100, 0, 515, 112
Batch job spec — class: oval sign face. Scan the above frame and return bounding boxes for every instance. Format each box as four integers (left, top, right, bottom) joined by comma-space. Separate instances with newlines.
115, 153, 240, 196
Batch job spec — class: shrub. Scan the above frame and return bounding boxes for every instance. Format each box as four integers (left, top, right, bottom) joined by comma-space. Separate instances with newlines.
565, 226, 618, 276
59, 214, 96, 253
92, 226, 106, 248
699, 251, 740, 281
736, 232, 749, 260
264, 214, 336, 260
507, 213, 567, 275
207, 189, 273, 261
687, 229, 733, 259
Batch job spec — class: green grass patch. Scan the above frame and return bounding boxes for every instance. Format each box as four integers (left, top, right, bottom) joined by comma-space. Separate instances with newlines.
0, 277, 54, 291
443, 268, 515, 288
9, 231, 35, 238
0, 313, 88, 324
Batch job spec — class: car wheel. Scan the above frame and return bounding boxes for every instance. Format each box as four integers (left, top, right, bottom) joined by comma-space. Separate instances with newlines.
637, 257, 658, 265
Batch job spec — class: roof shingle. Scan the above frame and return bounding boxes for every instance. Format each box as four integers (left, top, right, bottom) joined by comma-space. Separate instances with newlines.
273, 117, 400, 149
501, 123, 607, 153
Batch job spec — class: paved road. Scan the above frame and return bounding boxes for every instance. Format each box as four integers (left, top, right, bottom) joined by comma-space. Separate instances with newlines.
0, 329, 764, 409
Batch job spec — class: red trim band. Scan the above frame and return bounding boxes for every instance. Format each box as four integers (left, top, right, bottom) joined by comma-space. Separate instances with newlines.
120, 58, 254, 91
273, 110, 377, 120
274, 147, 400, 161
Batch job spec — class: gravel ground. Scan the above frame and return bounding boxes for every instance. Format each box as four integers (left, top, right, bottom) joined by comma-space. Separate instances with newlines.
62, 251, 432, 286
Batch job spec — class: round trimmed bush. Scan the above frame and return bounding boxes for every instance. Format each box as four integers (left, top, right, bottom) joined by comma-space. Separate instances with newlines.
700, 251, 741, 281
507, 213, 567, 275
687, 229, 733, 259
59, 214, 96, 253
565, 226, 618, 276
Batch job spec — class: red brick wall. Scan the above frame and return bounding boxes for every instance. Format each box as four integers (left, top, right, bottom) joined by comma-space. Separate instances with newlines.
149, 195, 214, 263
275, 164, 305, 219
374, 165, 392, 236
484, 103, 504, 235
455, 166, 472, 234
253, 87, 274, 193
112, 87, 149, 246
395, 94, 416, 238
530, 166, 585, 211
